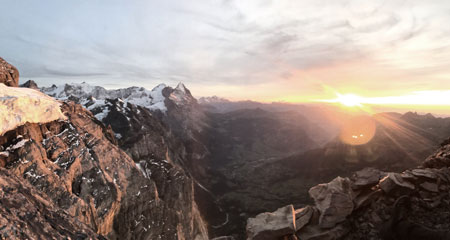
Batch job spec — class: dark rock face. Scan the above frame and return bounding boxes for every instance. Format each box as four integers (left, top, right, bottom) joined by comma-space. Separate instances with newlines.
246, 139, 450, 240
0, 57, 19, 87
0, 101, 208, 239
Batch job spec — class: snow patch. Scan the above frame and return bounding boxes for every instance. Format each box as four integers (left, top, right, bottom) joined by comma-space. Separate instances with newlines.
135, 162, 148, 178
0, 84, 67, 136
9, 139, 29, 150
95, 107, 110, 121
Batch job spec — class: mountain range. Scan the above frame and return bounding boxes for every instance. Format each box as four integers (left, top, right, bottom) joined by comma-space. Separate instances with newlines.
1, 57, 450, 239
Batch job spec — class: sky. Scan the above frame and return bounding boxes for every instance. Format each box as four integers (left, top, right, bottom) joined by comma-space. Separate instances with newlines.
1, 0, 450, 112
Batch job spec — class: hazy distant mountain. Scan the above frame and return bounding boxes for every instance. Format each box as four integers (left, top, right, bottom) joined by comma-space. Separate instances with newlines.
198, 96, 231, 104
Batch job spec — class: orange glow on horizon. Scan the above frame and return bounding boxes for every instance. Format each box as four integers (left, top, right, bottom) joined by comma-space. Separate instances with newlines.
309, 89, 450, 115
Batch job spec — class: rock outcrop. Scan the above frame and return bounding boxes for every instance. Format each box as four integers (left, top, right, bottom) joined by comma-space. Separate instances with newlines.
246, 205, 296, 240
246, 138, 450, 240
308, 176, 354, 229
0, 57, 19, 87
0, 83, 67, 135
20, 79, 39, 89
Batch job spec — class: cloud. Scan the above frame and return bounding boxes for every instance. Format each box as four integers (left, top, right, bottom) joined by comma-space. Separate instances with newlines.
42, 68, 108, 78
0, 0, 449, 99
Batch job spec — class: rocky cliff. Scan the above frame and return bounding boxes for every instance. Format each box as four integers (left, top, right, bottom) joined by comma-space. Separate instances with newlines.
40, 80, 215, 234
246, 137, 450, 240
0, 100, 208, 239
0, 58, 209, 240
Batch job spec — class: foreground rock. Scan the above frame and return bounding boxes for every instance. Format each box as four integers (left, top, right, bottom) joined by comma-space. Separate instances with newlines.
0, 83, 67, 135
246, 139, 450, 240
0, 57, 19, 87
246, 205, 296, 240
309, 176, 354, 228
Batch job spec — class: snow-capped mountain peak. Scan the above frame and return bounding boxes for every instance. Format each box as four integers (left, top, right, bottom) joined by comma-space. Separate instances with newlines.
175, 82, 187, 93
42, 82, 170, 113
40, 82, 200, 122
169, 82, 195, 105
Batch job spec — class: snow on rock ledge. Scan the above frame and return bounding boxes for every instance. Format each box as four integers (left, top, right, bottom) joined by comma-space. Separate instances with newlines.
0, 84, 67, 135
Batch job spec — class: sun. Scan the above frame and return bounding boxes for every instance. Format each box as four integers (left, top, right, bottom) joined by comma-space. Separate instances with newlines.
334, 93, 363, 107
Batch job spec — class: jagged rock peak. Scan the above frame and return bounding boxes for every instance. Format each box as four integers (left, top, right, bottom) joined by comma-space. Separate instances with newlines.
20, 79, 39, 89
176, 82, 187, 92
168, 82, 196, 105
0, 57, 19, 87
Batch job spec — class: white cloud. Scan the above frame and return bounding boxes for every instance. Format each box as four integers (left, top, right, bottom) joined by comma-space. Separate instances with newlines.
0, 0, 449, 98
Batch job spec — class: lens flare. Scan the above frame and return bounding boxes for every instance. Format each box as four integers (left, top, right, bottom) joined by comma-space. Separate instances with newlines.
339, 116, 376, 145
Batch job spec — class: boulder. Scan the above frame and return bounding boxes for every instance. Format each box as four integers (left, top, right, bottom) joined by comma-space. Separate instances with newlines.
379, 173, 415, 194
420, 181, 439, 193
354, 189, 382, 209
352, 168, 384, 189
246, 205, 296, 240
308, 177, 354, 229
297, 223, 349, 240
400, 170, 417, 181
0, 57, 19, 87
411, 168, 438, 180
295, 206, 314, 231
